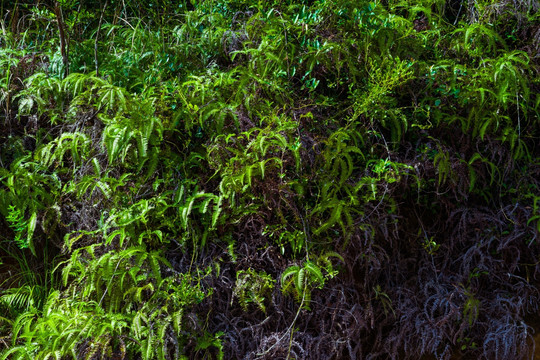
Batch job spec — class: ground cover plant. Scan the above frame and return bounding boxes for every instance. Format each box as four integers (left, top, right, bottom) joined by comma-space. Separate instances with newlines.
0, 0, 539, 359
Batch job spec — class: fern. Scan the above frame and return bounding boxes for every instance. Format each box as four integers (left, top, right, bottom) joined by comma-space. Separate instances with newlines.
35, 132, 91, 171
97, 84, 128, 114
101, 110, 163, 170
233, 269, 275, 313
15, 72, 64, 123
13, 243, 211, 360
281, 260, 328, 310
0, 285, 47, 315
2, 2, 539, 359
5, 205, 37, 255
433, 149, 452, 186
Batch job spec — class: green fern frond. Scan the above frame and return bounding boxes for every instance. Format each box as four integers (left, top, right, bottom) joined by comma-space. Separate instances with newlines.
36, 132, 91, 169
281, 265, 300, 287
281, 260, 328, 309
295, 267, 306, 295
304, 261, 324, 288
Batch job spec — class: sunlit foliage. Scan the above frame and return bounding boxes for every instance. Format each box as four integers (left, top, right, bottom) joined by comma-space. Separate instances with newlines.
1, 0, 539, 358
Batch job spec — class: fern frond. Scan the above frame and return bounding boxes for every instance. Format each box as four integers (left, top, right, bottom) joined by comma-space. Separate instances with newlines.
281, 265, 300, 286
304, 261, 325, 288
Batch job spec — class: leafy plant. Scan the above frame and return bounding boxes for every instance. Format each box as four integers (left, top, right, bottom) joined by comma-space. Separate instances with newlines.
232, 268, 275, 313
5, 205, 36, 253
281, 252, 343, 310
1, 1, 539, 359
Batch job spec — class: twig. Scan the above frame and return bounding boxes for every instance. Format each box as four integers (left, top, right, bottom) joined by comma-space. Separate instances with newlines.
95, 1, 108, 77
54, 1, 69, 78
256, 286, 306, 359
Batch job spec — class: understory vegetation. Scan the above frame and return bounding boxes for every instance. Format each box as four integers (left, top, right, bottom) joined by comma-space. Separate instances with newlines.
1, 0, 539, 359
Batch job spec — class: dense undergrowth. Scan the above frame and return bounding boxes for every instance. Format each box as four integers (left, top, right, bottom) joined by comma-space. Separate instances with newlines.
0, 0, 539, 359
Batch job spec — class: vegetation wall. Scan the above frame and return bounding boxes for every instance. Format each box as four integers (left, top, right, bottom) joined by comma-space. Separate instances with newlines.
0, 0, 539, 359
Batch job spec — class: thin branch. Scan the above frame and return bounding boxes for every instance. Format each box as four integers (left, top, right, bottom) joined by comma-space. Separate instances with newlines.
95, 1, 108, 77
54, 1, 69, 78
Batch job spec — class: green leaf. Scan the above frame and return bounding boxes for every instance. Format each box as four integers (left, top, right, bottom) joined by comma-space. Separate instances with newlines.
27, 212, 37, 256
304, 261, 324, 288
281, 265, 300, 285
296, 267, 306, 294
